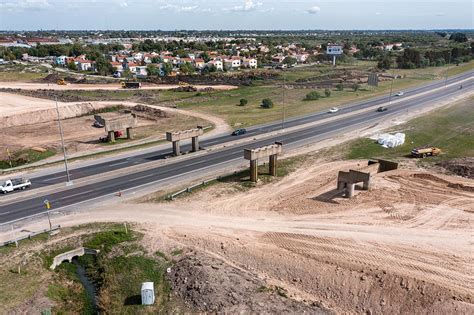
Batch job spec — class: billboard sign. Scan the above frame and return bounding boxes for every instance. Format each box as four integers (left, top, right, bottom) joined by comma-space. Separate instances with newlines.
368, 73, 379, 87
326, 44, 343, 55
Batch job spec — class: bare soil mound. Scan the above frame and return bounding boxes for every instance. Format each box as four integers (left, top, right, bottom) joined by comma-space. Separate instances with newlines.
168, 253, 328, 314
438, 158, 474, 179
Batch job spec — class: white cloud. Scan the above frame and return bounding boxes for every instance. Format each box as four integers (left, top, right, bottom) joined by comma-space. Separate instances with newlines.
307, 5, 321, 14
375, 12, 381, 15
230, 0, 263, 12
119, 1, 128, 8
0, 0, 50, 11
159, 4, 200, 12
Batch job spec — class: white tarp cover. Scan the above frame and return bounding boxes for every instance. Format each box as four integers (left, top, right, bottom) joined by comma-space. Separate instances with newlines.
376, 133, 406, 148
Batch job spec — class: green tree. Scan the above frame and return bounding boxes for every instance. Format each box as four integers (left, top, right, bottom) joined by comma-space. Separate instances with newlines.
377, 55, 392, 70
336, 83, 344, 91
179, 62, 194, 75
352, 83, 360, 91
261, 98, 274, 108
162, 62, 173, 76
67, 61, 77, 71
324, 89, 331, 98
95, 56, 114, 75
239, 98, 248, 106
146, 64, 160, 76
305, 91, 321, 100
449, 33, 468, 43
283, 56, 297, 66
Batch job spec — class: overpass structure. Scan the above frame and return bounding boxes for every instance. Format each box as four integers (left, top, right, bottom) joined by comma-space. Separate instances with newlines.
0, 71, 472, 224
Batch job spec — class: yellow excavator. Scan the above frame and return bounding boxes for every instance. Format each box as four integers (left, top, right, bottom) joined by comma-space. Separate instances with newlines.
57, 79, 67, 85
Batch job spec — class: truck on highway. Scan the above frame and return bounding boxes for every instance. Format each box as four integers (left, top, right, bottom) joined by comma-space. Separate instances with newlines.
121, 81, 141, 89
0, 178, 32, 194
411, 146, 441, 158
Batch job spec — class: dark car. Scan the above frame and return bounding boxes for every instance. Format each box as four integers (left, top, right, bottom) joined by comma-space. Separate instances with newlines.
377, 106, 388, 112
232, 128, 247, 136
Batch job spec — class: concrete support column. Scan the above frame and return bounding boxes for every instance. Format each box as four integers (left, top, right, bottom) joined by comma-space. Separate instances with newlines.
269, 154, 277, 176
250, 159, 258, 183
108, 131, 115, 143
126, 127, 134, 140
363, 177, 371, 190
192, 136, 199, 152
346, 184, 355, 198
172, 141, 181, 156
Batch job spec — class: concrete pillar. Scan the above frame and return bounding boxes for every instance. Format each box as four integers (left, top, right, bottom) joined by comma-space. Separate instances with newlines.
108, 131, 115, 143
269, 154, 277, 176
126, 127, 134, 140
337, 181, 343, 191
192, 136, 199, 152
250, 159, 258, 183
172, 141, 181, 156
346, 184, 355, 198
363, 177, 371, 190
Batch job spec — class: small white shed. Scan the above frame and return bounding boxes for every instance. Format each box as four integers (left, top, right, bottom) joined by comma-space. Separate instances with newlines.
141, 282, 155, 305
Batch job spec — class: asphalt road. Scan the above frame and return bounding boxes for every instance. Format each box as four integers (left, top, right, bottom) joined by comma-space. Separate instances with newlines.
0, 71, 472, 223
26, 70, 474, 188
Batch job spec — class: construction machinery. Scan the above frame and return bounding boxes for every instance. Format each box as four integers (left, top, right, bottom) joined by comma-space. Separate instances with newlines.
121, 81, 141, 89
57, 79, 67, 85
411, 146, 441, 158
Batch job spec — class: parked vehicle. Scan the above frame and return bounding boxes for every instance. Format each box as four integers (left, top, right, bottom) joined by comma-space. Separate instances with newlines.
232, 128, 247, 136
93, 121, 104, 128
57, 79, 67, 85
377, 106, 388, 112
395, 91, 404, 96
99, 130, 123, 142
328, 107, 339, 113
121, 81, 141, 89
1, 178, 32, 194
411, 146, 441, 158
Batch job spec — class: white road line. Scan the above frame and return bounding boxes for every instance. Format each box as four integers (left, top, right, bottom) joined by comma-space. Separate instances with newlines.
42, 175, 66, 182
107, 161, 129, 167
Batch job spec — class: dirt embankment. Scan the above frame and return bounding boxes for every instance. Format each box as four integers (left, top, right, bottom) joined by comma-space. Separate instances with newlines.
168, 253, 328, 314
148, 71, 279, 86
438, 158, 474, 179
0, 102, 113, 128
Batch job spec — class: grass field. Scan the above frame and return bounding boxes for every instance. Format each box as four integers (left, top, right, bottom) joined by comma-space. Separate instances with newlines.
345, 96, 474, 162
178, 61, 474, 128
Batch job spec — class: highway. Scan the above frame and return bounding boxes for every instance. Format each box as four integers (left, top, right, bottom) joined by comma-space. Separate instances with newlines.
0, 71, 472, 224
26, 70, 474, 188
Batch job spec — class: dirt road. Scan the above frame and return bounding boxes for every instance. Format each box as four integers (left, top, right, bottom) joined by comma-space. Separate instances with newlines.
0, 82, 237, 91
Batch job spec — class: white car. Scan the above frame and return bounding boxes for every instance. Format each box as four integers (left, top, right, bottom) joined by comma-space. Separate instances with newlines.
328, 107, 339, 113
395, 91, 404, 97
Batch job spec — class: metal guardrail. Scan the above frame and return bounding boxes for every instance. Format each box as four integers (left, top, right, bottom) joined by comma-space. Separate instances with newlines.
0, 224, 61, 247
167, 178, 216, 200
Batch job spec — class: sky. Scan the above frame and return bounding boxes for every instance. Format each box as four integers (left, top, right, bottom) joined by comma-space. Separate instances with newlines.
0, 0, 473, 31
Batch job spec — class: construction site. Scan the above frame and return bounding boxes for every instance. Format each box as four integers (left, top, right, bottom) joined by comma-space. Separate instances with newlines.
0, 60, 473, 314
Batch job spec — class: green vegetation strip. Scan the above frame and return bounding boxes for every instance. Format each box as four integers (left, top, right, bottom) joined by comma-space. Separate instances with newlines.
345, 97, 474, 162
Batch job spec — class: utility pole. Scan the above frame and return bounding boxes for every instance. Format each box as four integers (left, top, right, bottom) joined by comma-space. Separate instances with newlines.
388, 69, 395, 106
55, 97, 72, 186
281, 71, 286, 130
444, 52, 451, 87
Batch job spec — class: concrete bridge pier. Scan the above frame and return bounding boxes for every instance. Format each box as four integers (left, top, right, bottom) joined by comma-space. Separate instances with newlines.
166, 127, 204, 157
108, 130, 116, 142
126, 127, 134, 140
172, 141, 181, 156
244, 142, 283, 183
192, 136, 199, 152
269, 154, 277, 176
250, 159, 258, 182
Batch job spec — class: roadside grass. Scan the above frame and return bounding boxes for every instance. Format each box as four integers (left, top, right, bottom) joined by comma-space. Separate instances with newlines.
142, 153, 305, 203
178, 61, 473, 128
0, 64, 49, 81
345, 96, 474, 163
0, 148, 56, 169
